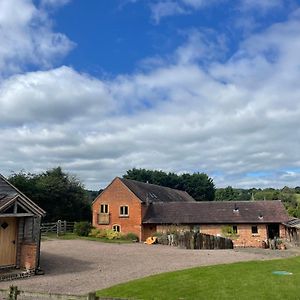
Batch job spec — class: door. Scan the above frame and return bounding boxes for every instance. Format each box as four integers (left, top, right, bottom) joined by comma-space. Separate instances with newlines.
267, 224, 280, 239
0, 217, 17, 266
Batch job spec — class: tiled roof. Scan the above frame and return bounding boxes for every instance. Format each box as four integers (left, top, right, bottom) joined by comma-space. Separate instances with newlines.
0, 174, 46, 216
143, 200, 289, 224
119, 177, 195, 203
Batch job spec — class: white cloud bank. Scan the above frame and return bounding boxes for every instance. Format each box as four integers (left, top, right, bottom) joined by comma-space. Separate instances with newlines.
1, 0, 300, 189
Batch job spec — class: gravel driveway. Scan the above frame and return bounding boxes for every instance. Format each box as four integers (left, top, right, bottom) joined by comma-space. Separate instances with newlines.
0, 239, 299, 295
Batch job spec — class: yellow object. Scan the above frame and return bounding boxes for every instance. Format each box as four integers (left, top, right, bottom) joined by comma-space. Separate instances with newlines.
144, 236, 158, 245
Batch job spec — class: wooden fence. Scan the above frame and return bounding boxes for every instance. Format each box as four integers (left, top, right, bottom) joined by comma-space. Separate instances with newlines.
0, 286, 126, 300
41, 221, 75, 236
158, 232, 233, 250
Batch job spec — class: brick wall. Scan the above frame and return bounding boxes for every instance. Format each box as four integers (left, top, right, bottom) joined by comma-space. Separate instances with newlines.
92, 178, 143, 241
200, 224, 268, 247
20, 244, 37, 270
157, 225, 191, 234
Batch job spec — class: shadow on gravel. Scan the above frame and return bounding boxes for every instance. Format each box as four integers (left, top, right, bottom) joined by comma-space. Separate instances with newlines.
39, 252, 94, 275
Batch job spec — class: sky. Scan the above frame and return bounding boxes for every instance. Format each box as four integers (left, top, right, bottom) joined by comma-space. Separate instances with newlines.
1, 0, 300, 190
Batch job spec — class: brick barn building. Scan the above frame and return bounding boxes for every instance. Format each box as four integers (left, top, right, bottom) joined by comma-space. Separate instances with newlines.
92, 177, 289, 247
0, 174, 46, 280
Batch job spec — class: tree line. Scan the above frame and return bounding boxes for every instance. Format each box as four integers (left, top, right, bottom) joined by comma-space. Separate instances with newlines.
8, 167, 91, 222
7, 167, 300, 221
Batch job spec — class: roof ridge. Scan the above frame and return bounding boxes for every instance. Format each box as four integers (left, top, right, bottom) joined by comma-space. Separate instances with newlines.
0, 173, 46, 216
119, 177, 188, 193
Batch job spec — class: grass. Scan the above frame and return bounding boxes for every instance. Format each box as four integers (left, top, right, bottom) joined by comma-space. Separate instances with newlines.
42, 232, 134, 243
97, 256, 300, 300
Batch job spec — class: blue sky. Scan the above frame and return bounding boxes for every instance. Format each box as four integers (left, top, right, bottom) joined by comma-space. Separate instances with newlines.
1, 0, 300, 189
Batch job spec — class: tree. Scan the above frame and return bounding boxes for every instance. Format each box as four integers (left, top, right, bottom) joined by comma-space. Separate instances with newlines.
9, 167, 91, 222
123, 168, 215, 201
215, 186, 238, 201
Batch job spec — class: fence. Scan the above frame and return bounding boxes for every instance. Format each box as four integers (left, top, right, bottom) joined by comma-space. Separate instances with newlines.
0, 286, 125, 300
41, 221, 75, 236
158, 232, 234, 250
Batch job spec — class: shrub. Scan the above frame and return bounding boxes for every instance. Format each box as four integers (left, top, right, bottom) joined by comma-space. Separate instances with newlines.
124, 232, 139, 242
96, 230, 108, 238
106, 229, 122, 240
74, 221, 91, 236
89, 228, 101, 237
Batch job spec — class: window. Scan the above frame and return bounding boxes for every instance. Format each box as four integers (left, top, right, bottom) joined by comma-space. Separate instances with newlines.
120, 205, 129, 217
232, 225, 238, 234
112, 224, 121, 232
100, 204, 109, 214
251, 226, 258, 234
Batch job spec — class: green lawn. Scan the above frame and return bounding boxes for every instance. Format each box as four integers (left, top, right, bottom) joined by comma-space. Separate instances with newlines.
97, 256, 300, 300
42, 232, 133, 243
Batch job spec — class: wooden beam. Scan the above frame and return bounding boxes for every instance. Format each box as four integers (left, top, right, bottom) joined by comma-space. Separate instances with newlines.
0, 213, 34, 217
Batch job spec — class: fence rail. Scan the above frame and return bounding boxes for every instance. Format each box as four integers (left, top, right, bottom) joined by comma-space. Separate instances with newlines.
0, 286, 125, 300
41, 220, 75, 236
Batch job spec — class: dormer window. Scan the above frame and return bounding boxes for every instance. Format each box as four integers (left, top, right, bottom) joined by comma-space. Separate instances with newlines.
233, 204, 239, 213
120, 205, 129, 217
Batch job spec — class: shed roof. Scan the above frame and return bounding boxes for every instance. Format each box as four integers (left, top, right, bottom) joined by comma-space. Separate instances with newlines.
0, 174, 46, 217
119, 177, 195, 203
143, 200, 289, 224
283, 218, 300, 229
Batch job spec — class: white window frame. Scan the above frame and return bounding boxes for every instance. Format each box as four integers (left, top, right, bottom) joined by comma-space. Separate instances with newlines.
112, 224, 121, 232
119, 205, 129, 217
100, 204, 109, 214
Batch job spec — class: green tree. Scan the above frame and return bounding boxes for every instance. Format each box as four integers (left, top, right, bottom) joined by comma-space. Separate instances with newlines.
123, 168, 215, 201
9, 167, 91, 222
215, 186, 239, 201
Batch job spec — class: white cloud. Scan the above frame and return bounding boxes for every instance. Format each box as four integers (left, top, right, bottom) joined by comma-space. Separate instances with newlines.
0, 0, 74, 77
239, 0, 284, 12
0, 66, 115, 126
1, 1, 300, 190
150, 1, 187, 24
40, 0, 71, 7
150, 0, 221, 23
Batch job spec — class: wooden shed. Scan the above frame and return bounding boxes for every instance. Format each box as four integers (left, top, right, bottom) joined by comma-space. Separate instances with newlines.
284, 218, 300, 247
0, 174, 46, 280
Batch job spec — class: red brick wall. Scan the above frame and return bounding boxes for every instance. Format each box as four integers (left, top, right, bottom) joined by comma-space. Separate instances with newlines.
20, 243, 37, 270
200, 224, 269, 247
92, 178, 143, 241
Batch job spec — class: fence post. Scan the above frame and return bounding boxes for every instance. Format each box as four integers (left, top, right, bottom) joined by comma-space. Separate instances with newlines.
57, 220, 61, 237
63, 220, 67, 234
87, 292, 98, 300
8, 286, 19, 300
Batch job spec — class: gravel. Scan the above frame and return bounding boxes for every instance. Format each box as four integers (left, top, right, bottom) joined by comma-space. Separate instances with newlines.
0, 239, 298, 295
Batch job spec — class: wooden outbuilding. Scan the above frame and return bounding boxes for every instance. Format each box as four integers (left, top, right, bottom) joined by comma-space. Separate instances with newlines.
284, 218, 300, 246
0, 174, 46, 280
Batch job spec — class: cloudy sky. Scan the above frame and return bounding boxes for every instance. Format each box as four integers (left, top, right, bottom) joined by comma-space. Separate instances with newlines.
1, 0, 300, 190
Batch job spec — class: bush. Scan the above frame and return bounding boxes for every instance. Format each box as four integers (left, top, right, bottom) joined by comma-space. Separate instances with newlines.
89, 228, 100, 237
106, 229, 122, 240
74, 221, 91, 236
123, 232, 139, 242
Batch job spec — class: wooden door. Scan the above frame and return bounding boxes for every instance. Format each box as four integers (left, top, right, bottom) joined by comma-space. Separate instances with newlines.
0, 218, 17, 266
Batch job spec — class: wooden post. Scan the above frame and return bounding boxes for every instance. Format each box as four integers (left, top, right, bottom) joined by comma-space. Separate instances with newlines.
87, 292, 98, 300
9, 286, 20, 300
64, 220, 67, 235
57, 220, 61, 237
